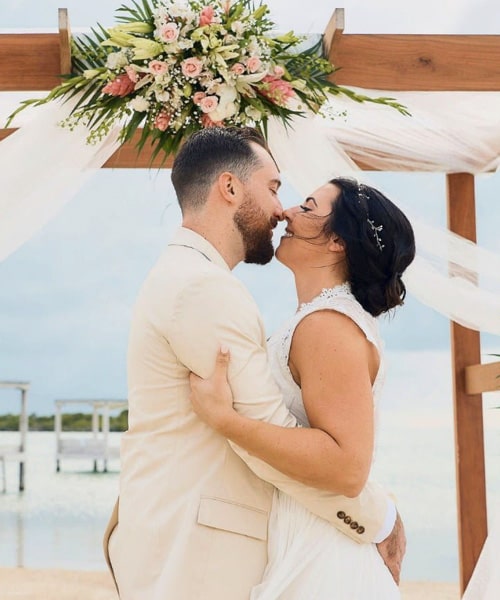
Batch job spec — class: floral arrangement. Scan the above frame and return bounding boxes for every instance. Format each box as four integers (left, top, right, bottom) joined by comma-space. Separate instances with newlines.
8, 0, 407, 161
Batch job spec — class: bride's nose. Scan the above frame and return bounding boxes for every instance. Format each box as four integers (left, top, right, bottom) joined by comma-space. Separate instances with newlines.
283, 206, 298, 221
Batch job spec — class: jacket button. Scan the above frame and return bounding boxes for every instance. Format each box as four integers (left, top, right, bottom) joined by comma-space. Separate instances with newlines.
337, 511, 346, 519
349, 521, 359, 529
344, 516, 351, 525
357, 526, 365, 534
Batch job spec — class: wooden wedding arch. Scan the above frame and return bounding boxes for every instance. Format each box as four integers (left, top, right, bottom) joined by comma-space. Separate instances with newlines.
1, 7, 499, 593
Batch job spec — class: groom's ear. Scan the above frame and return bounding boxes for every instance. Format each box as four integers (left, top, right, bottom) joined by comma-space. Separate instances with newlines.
218, 172, 240, 205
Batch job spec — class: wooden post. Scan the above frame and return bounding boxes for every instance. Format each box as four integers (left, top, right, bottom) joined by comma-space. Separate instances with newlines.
55, 402, 62, 472
19, 387, 28, 491
0, 457, 6, 493
446, 173, 487, 593
58, 8, 72, 75
323, 8, 344, 58
102, 403, 110, 473
92, 403, 99, 473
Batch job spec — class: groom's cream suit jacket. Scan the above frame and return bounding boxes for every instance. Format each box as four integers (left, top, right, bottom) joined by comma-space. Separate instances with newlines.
105, 227, 390, 600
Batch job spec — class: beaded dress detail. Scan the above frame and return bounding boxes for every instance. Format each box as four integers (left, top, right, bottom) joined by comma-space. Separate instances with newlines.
250, 284, 398, 600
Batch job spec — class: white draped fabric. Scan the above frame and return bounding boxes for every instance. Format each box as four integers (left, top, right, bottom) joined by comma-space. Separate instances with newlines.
267, 101, 500, 336
325, 89, 500, 173
462, 515, 500, 599
0, 98, 121, 262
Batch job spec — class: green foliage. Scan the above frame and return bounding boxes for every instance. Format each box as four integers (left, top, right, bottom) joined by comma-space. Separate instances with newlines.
0, 413, 21, 431
0, 410, 129, 432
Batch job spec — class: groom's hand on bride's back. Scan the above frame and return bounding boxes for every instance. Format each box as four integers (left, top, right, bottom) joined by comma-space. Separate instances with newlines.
376, 511, 406, 585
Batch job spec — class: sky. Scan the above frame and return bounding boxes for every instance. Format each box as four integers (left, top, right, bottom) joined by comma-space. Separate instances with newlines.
0, 0, 499, 415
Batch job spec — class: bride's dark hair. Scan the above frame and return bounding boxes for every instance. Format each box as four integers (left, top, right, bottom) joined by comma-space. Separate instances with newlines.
325, 177, 416, 317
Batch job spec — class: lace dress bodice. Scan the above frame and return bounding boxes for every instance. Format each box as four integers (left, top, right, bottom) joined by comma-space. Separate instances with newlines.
267, 283, 385, 427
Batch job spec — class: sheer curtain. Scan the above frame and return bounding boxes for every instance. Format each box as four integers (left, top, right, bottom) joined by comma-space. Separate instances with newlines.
267, 98, 500, 336
0, 98, 120, 262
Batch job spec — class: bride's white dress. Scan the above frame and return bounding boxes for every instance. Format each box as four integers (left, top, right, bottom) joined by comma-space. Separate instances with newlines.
251, 284, 400, 599
462, 513, 500, 599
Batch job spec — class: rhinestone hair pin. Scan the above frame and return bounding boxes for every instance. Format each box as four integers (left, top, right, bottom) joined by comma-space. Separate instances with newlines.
358, 184, 385, 252
367, 219, 385, 252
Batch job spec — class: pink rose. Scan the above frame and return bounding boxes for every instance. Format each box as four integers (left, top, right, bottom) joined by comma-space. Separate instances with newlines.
102, 75, 135, 97
273, 65, 285, 77
230, 62, 245, 75
259, 75, 295, 107
202, 113, 224, 128
246, 56, 262, 73
181, 57, 203, 78
154, 110, 171, 131
193, 91, 206, 105
199, 6, 215, 26
199, 95, 219, 113
125, 66, 139, 83
149, 60, 169, 75
159, 23, 179, 43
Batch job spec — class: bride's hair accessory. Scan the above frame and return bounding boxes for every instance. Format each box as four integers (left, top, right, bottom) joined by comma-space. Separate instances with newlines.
358, 184, 385, 252
367, 219, 385, 252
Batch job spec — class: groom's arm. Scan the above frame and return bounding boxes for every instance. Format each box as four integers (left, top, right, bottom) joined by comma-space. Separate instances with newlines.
170, 274, 395, 544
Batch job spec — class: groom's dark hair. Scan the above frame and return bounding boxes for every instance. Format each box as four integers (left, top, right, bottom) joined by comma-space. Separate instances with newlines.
171, 126, 273, 212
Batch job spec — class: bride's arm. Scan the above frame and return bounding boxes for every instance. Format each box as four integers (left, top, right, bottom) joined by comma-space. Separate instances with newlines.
190, 309, 375, 497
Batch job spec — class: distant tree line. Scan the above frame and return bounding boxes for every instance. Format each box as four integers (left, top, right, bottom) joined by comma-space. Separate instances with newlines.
0, 410, 128, 432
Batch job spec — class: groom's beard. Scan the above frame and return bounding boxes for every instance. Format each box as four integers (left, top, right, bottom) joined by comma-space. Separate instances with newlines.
234, 194, 276, 265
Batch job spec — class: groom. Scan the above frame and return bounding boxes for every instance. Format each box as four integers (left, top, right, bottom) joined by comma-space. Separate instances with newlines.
104, 127, 405, 599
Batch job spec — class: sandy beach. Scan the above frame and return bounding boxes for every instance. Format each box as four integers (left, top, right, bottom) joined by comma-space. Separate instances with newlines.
0, 568, 460, 599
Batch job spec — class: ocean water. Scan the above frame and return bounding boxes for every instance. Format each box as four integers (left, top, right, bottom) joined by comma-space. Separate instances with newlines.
0, 350, 499, 582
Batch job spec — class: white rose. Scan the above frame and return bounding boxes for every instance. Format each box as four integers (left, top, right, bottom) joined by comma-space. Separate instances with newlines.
247, 37, 261, 55
231, 21, 245, 36
178, 38, 195, 50
210, 101, 238, 122
155, 90, 170, 102
106, 51, 129, 70
129, 96, 150, 112
169, 3, 195, 21
209, 83, 239, 121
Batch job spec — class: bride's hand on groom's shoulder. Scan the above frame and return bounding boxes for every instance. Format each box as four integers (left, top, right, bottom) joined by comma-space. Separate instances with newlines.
189, 346, 236, 433
376, 511, 406, 585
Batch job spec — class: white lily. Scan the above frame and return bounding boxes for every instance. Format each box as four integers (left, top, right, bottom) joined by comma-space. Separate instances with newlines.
131, 39, 164, 60
209, 83, 239, 120
114, 22, 153, 34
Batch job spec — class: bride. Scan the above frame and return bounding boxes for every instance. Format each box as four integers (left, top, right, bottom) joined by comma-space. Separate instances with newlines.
190, 176, 416, 598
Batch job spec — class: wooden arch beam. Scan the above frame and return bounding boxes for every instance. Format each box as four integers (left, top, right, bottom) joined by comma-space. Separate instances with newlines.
326, 34, 500, 91
3, 32, 500, 92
